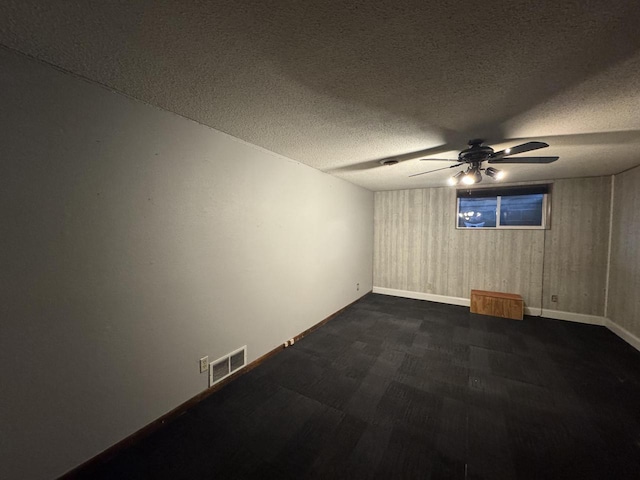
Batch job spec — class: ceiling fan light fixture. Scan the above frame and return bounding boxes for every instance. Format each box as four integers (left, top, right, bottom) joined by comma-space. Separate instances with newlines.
448, 171, 465, 186
485, 166, 505, 180
461, 172, 476, 185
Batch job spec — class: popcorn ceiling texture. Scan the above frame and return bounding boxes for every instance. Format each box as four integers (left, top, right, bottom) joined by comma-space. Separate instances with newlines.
1, 0, 640, 190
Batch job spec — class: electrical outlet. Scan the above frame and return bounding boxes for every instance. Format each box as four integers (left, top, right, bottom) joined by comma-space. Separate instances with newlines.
199, 356, 208, 373
356, 283, 360, 291
551, 295, 558, 302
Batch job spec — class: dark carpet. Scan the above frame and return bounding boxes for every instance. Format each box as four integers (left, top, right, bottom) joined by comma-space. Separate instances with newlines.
73, 294, 640, 479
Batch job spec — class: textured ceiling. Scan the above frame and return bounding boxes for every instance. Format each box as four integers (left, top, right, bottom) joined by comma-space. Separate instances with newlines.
1, 0, 640, 191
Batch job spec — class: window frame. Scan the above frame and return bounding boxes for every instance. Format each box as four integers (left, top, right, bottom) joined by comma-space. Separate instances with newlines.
455, 184, 551, 230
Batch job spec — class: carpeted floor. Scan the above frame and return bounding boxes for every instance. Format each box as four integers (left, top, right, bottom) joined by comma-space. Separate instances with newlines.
73, 293, 640, 479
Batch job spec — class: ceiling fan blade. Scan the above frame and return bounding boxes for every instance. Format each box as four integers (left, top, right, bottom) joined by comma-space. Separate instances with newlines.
409, 163, 464, 177
488, 156, 559, 164
493, 141, 549, 159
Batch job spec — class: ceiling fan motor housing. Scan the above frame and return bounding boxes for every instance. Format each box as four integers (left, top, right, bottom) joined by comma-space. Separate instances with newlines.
459, 140, 494, 163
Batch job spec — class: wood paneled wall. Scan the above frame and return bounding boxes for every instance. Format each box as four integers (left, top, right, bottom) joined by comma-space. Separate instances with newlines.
608, 165, 640, 338
374, 187, 545, 307
542, 178, 611, 314
374, 177, 611, 315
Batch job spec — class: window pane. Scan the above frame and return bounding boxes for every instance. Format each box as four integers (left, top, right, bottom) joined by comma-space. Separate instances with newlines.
458, 197, 497, 228
500, 194, 544, 226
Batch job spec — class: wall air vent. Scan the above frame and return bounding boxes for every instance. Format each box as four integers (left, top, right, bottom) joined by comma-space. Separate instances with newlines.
209, 345, 247, 387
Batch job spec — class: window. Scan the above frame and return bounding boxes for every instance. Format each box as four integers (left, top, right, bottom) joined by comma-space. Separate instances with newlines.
456, 185, 549, 229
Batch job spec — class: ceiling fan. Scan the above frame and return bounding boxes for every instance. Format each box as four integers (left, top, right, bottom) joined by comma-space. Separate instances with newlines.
409, 139, 559, 185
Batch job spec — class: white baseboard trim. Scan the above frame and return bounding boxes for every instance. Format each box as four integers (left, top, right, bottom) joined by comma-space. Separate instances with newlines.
371, 287, 640, 350
605, 319, 640, 352
372, 288, 606, 324
524, 306, 542, 316
372, 287, 469, 307
539, 309, 606, 326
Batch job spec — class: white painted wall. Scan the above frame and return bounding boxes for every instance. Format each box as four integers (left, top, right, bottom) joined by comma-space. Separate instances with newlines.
0, 48, 374, 480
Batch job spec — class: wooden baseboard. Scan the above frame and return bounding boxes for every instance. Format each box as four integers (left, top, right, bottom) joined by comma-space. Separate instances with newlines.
60, 293, 369, 478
